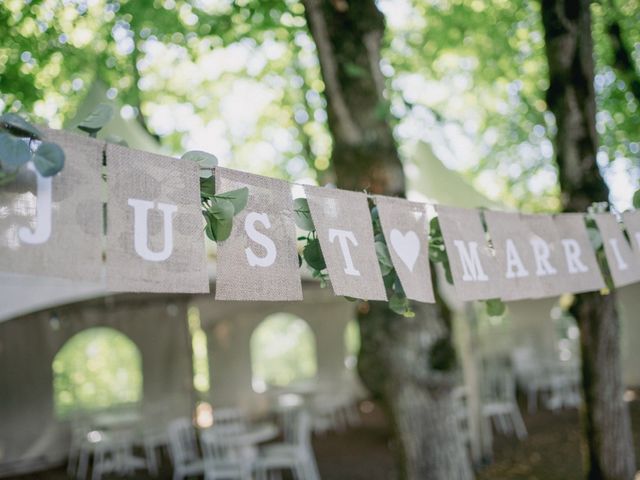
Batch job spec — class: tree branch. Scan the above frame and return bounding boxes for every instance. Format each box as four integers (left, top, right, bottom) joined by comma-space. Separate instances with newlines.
302, 0, 362, 145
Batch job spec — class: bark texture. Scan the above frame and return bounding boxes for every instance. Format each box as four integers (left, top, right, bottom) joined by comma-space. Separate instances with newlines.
541, 1, 636, 478
302, 0, 471, 478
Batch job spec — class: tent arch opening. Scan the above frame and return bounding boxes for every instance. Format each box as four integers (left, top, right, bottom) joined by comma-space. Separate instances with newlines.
52, 326, 143, 418
250, 312, 318, 393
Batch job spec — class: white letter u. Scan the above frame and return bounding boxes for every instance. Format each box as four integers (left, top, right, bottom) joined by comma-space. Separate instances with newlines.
128, 199, 178, 262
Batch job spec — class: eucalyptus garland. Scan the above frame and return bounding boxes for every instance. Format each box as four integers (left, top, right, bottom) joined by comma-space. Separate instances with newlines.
0, 113, 65, 186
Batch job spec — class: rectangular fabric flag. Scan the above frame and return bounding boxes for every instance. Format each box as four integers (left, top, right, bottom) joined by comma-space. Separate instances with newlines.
435, 205, 500, 301
622, 210, 640, 254
304, 186, 387, 300
520, 213, 569, 297
0, 128, 104, 281
593, 213, 640, 287
214, 167, 302, 301
106, 144, 209, 293
375, 196, 435, 303
553, 213, 605, 293
484, 210, 543, 301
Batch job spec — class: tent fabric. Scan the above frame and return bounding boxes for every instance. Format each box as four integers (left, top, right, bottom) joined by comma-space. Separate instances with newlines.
0, 295, 194, 476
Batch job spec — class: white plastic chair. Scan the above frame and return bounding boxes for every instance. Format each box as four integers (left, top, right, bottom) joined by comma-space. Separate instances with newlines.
167, 418, 205, 480
481, 365, 528, 439
212, 407, 248, 434
91, 430, 146, 480
254, 410, 320, 480
199, 429, 252, 480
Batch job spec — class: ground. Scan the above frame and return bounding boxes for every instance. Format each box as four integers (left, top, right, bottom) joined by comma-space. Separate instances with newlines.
8, 395, 640, 480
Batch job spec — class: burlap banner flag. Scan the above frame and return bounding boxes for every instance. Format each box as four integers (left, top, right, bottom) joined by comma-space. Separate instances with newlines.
593, 213, 640, 287
484, 211, 544, 301
622, 210, 640, 255
436, 205, 500, 301
375, 196, 435, 303
518, 214, 570, 297
106, 144, 209, 293
304, 186, 387, 300
552, 213, 605, 293
0, 128, 104, 281
214, 167, 302, 301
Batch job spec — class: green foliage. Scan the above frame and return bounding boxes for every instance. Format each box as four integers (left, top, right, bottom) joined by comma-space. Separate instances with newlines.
189, 154, 248, 242
0, 113, 42, 139
293, 198, 315, 231
0, 113, 65, 181
250, 312, 317, 389
486, 298, 506, 317
52, 327, 143, 418
32, 142, 65, 176
633, 189, 640, 209
182, 150, 218, 178
77, 103, 114, 137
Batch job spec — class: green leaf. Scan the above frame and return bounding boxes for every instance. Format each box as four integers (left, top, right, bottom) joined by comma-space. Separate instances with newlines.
215, 187, 248, 215
200, 177, 215, 199
486, 298, 506, 317
303, 238, 326, 271
0, 132, 31, 170
33, 141, 65, 177
77, 103, 114, 135
0, 113, 42, 139
375, 241, 393, 268
293, 198, 315, 231
633, 190, 640, 209
587, 226, 603, 251
429, 243, 447, 263
207, 198, 235, 241
182, 150, 218, 178
389, 293, 410, 316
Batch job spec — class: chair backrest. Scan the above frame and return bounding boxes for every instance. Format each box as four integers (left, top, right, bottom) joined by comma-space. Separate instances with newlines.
200, 429, 231, 466
212, 407, 247, 432
167, 418, 199, 466
483, 365, 517, 404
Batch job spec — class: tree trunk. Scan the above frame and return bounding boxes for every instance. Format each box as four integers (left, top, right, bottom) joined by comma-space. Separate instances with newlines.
301, 1, 472, 478
541, 1, 636, 478
605, 1, 640, 104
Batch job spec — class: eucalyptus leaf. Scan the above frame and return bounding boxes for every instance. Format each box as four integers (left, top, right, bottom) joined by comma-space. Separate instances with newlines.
33, 141, 65, 177
0, 132, 31, 170
0, 113, 42, 139
182, 150, 218, 178
215, 187, 248, 214
293, 198, 315, 231
200, 177, 215, 198
389, 293, 409, 315
77, 103, 114, 135
303, 237, 326, 271
587, 226, 603, 251
207, 198, 235, 241
633, 190, 640, 209
375, 241, 393, 268
486, 298, 506, 317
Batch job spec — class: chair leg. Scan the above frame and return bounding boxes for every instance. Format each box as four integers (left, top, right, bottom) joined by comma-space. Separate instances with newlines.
511, 408, 528, 439
76, 449, 89, 480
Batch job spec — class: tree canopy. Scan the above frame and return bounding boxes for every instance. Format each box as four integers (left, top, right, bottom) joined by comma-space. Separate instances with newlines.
1, 0, 638, 209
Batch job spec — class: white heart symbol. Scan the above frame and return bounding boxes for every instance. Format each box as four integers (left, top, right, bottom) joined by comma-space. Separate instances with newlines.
390, 229, 420, 272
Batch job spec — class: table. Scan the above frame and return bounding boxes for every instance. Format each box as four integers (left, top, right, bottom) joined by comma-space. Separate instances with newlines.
201, 422, 280, 462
